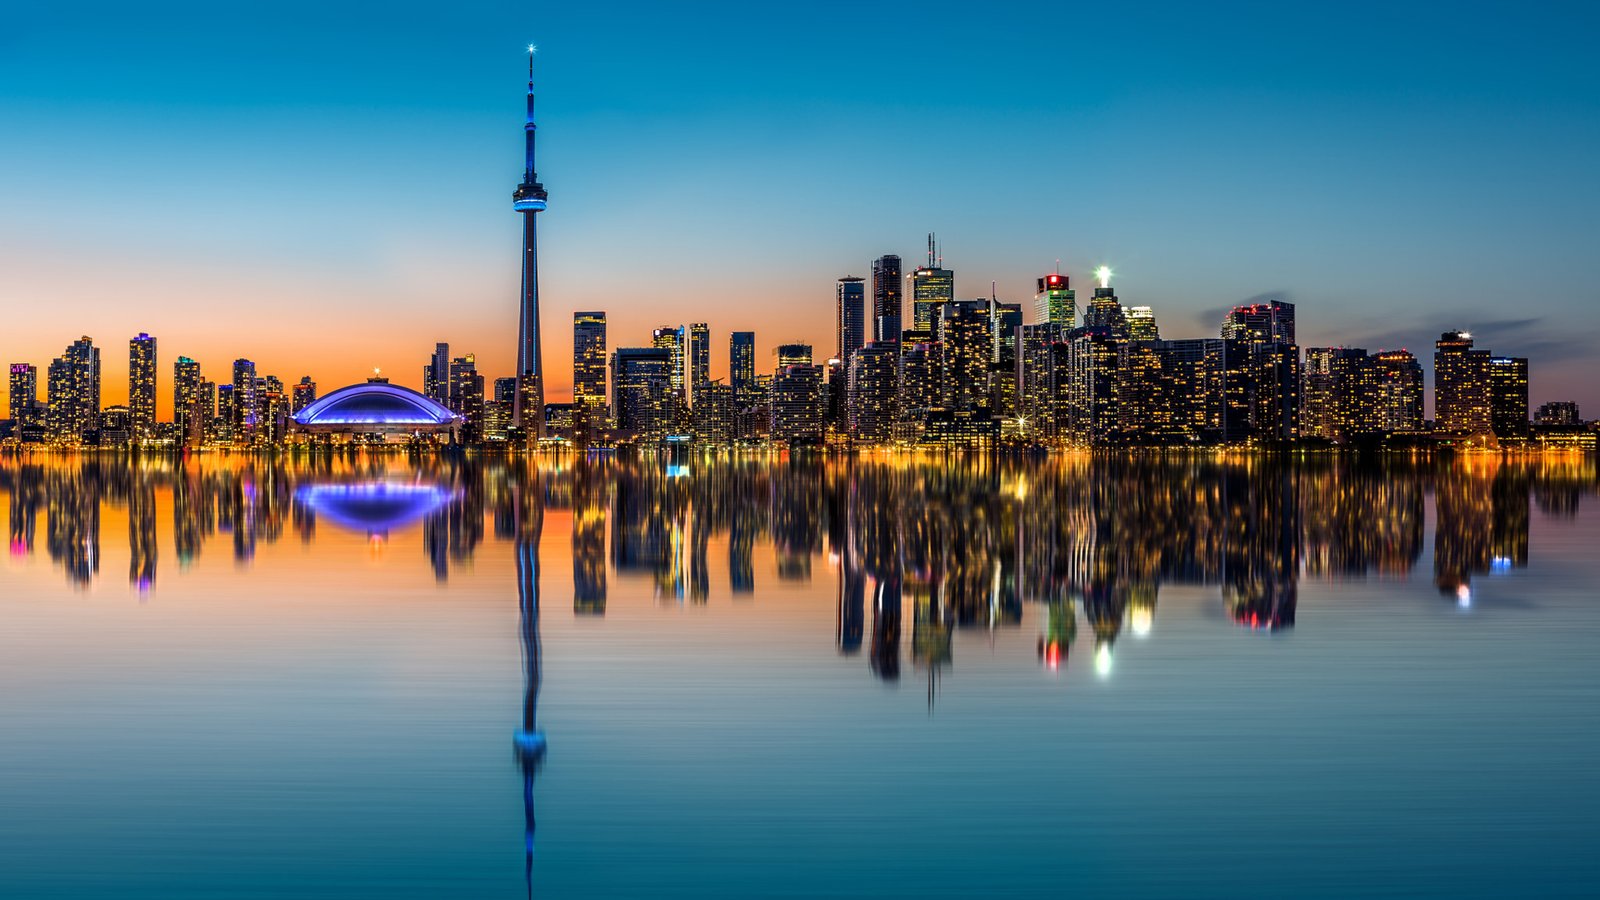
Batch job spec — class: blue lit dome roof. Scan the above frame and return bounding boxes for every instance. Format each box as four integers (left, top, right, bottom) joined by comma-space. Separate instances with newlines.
292, 380, 463, 432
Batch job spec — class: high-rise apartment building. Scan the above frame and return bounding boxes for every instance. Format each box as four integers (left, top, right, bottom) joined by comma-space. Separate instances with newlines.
836, 277, 866, 364
1126, 307, 1159, 341
612, 347, 673, 440
1488, 356, 1529, 439
770, 364, 824, 445
872, 255, 902, 343
688, 322, 711, 404
936, 301, 991, 411
231, 359, 258, 443
173, 357, 205, 445
128, 333, 157, 440
1375, 350, 1424, 433
8, 363, 39, 426
46, 337, 100, 443
1221, 301, 1299, 443
1434, 331, 1491, 437
847, 342, 898, 444
1535, 401, 1580, 427
291, 377, 317, 414
425, 342, 450, 405
449, 355, 485, 433
730, 332, 755, 399
573, 312, 608, 415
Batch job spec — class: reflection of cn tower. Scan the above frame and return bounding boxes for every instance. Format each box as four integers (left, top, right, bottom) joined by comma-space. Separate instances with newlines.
512, 477, 547, 892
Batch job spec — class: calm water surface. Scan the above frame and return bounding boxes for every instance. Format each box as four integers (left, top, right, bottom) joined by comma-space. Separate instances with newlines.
2, 454, 1597, 898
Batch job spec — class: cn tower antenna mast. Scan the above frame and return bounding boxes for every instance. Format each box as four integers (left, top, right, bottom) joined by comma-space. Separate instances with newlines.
512, 44, 549, 439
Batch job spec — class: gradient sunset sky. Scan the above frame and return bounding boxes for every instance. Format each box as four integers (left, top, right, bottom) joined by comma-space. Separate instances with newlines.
3, 1, 1598, 416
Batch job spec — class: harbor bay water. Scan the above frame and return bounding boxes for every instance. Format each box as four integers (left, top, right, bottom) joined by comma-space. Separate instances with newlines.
1, 453, 1596, 898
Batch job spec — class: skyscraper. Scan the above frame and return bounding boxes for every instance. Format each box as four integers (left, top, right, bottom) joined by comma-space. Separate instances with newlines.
46, 337, 100, 443
872, 255, 902, 343
775, 343, 813, 369
1034, 272, 1075, 328
770, 364, 824, 445
1126, 307, 1159, 341
730, 332, 755, 399
128, 333, 157, 441
1488, 356, 1530, 439
1221, 300, 1299, 443
231, 359, 258, 443
652, 325, 687, 428
291, 376, 317, 414
425, 342, 450, 405
910, 235, 954, 332
512, 48, 549, 436
573, 312, 608, 416
450, 354, 486, 436
1083, 268, 1131, 340
8, 363, 38, 426
936, 301, 991, 411
173, 356, 205, 445
1375, 350, 1424, 434
688, 322, 711, 404
847, 342, 898, 444
1434, 331, 1490, 437
611, 347, 673, 440
836, 277, 866, 364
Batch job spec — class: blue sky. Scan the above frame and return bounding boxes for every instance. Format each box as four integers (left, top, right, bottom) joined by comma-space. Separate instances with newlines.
2, 0, 1597, 409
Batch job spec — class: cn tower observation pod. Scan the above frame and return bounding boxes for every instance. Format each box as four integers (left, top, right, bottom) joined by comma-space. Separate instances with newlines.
291, 380, 463, 435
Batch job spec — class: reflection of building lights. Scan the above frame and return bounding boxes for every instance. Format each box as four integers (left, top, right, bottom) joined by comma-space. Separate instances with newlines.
1043, 640, 1061, 670
666, 464, 690, 479
1490, 556, 1512, 574
1456, 584, 1472, 608
1094, 644, 1113, 679
1131, 607, 1153, 637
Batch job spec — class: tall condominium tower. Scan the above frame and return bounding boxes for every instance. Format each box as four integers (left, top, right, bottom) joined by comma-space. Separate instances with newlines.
871, 255, 903, 343
1375, 350, 1425, 433
573, 312, 608, 415
611, 347, 674, 440
1488, 355, 1530, 439
46, 337, 100, 443
688, 322, 711, 402
910, 235, 954, 331
128, 333, 157, 440
512, 48, 550, 436
425, 342, 450, 404
8, 363, 38, 424
291, 376, 317, 414
836, 276, 866, 364
1035, 272, 1075, 327
1083, 268, 1130, 340
231, 359, 258, 440
1434, 331, 1490, 436
730, 332, 755, 399
173, 356, 205, 445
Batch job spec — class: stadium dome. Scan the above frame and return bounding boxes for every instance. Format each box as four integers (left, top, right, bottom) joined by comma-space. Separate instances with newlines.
291, 379, 463, 433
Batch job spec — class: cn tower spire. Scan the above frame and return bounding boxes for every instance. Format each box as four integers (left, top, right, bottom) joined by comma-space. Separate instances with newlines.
512, 45, 549, 438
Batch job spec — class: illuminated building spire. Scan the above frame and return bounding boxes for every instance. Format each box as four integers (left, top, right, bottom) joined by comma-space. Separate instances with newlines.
513, 45, 549, 437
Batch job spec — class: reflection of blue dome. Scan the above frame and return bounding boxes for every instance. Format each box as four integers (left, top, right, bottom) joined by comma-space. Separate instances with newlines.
292, 381, 462, 432
296, 482, 457, 534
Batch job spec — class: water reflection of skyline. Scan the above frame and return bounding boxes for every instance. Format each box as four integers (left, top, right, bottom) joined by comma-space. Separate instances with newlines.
3, 455, 1596, 672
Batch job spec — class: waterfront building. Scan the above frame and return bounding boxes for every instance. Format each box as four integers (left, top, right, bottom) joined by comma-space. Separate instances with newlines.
449, 355, 486, 437
173, 357, 205, 445
611, 347, 673, 441
1488, 356, 1530, 439
1083, 269, 1130, 341
424, 342, 450, 405
847, 342, 898, 444
770, 363, 824, 445
936, 301, 991, 411
1434, 331, 1491, 438
1535, 401, 1580, 427
573, 311, 607, 417
688, 322, 711, 406
231, 359, 258, 444
836, 277, 866, 364
8, 363, 40, 428
128, 333, 157, 441
1065, 327, 1120, 444
1375, 350, 1425, 433
1161, 338, 1225, 441
872, 255, 902, 343
691, 380, 734, 444
99, 405, 131, 447
292, 377, 464, 438
291, 377, 317, 415
1017, 323, 1068, 440
1221, 301, 1299, 443
46, 337, 100, 444
730, 331, 755, 399
1126, 307, 1159, 341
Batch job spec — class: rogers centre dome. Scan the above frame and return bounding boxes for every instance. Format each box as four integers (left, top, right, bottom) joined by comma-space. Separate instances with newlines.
291, 380, 464, 434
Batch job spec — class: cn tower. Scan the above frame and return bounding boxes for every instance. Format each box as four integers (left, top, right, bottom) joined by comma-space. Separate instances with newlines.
512, 45, 549, 437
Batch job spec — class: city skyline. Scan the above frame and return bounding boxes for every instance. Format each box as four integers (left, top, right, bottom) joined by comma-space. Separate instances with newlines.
3, 4, 1599, 416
